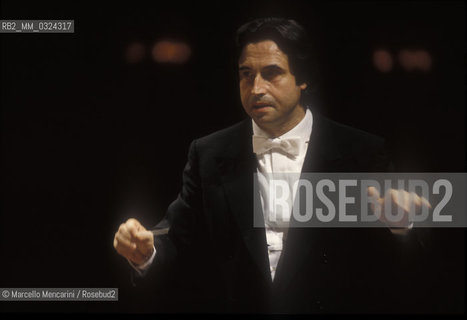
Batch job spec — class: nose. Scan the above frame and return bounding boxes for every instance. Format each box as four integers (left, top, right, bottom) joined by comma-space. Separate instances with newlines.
251, 74, 267, 95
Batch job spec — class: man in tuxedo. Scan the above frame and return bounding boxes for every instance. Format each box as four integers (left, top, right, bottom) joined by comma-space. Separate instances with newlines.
113, 17, 430, 313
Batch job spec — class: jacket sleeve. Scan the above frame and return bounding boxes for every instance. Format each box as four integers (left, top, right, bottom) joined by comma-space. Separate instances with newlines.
130, 139, 205, 285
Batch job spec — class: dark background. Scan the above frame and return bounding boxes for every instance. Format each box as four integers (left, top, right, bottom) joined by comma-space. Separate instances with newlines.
0, 0, 465, 314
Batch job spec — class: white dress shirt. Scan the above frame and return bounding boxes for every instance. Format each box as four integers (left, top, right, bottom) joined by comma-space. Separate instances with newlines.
252, 108, 313, 280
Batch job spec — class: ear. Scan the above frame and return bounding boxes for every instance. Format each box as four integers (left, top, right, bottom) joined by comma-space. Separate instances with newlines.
299, 83, 308, 90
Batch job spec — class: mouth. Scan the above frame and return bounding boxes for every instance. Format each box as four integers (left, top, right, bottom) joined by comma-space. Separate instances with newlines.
252, 103, 273, 110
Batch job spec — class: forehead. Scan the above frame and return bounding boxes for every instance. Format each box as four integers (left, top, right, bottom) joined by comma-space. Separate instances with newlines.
238, 40, 289, 68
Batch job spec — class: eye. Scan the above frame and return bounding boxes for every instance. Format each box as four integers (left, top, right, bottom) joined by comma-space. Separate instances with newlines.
261, 68, 281, 81
240, 70, 253, 80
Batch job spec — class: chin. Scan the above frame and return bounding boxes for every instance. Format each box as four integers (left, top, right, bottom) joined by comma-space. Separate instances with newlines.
253, 116, 278, 126
251, 110, 277, 122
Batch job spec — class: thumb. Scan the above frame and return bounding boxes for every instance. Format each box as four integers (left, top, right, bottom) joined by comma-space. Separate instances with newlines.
134, 230, 154, 257
134, 230, 153, 244
367, 186, 383, 214
367, 186, 382, 202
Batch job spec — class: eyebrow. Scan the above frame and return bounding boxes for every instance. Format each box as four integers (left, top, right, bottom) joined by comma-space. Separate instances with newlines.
238, 64, 284, 72
262, 64, 284, 72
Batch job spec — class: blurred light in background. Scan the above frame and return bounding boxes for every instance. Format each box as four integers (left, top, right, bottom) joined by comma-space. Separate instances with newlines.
398, 49, 432, 72
125, 42, 146, 64
373, 49, 394, 73
152, 40, 191, 64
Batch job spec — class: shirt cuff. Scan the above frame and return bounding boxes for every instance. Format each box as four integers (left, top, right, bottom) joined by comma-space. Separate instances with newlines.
128, 246, 156, 276
389, 222, 414, 236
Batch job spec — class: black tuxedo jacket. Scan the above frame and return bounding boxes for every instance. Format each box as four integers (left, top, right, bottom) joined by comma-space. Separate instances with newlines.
136, 112, 430, 313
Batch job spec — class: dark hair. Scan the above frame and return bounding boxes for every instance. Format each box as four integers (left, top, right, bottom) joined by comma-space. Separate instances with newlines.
235, 17, 313, 89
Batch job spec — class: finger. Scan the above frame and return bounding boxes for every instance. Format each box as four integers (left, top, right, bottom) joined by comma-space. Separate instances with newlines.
118, 223, 132, 240
115, 232, 137, 252
406, 192, 422, 218
390, 189, 410, 213
367, 187, 383, 213
126, 218, 144, 238
367, 186, 381, 199
402, 190, 411, 212
113, 236, 118, 250
126, 218, 142, 227
389, 189, 399, 206
387, 189, 412, 226
421, 196, 432, 209
114, 239, 132, 259
410, 192, 422, 207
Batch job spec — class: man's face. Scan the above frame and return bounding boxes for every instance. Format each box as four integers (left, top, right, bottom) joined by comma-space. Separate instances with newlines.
238, 40, 307, 133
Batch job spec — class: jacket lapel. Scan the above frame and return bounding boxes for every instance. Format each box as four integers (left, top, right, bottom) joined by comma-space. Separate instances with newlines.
217, 120, 272, 285
273, 112, 345, 292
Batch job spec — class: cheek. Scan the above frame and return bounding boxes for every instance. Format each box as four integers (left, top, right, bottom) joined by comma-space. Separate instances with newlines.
274, 84, 300, 106
239, 84, 249, 103
288, 81, 302, 99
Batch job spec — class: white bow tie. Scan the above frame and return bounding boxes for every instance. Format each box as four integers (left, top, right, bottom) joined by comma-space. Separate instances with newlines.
252, 135, 302, 157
